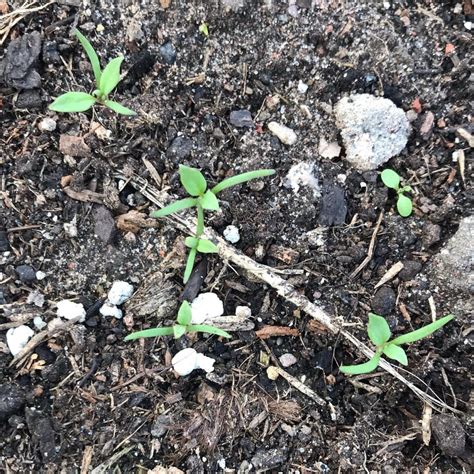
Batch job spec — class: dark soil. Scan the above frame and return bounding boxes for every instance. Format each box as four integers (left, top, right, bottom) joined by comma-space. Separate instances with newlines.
1, 1, 472, 472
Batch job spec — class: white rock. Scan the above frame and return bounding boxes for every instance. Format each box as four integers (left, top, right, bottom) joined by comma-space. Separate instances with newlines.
465, 21, 472, 30
108, 281, 134, 305
38, 118, 57, 132
284, 162, 320, 198
297, 80, 308, 94
56, 300, 86, 322
172, 348, 215, 376
268, 121, 297, 146
47, 318, 63, 331
223, 225, 240, 244
191, 292, 224, 324
335, 94, 410, 170
318, 138, 341, 159
63, 216, 78, 238
33, 316, 47, 330
279, 353, 297, 367
36, 270, 46, 280
235, 305, 251, 318
6, 326, 34, 356
99, 302, 123, 319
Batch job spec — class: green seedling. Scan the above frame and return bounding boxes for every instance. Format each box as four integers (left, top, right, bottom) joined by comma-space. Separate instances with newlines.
381, 169, 413, 217
199, 22, 209, 37
49, 29, 135, 116
124, 300, 231, 341
153, 165, 275, 283
340, 313, 454, 375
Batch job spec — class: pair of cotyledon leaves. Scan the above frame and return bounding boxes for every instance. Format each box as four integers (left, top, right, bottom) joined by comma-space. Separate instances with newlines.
49, 29, 135, 116
381, 169, 413, 217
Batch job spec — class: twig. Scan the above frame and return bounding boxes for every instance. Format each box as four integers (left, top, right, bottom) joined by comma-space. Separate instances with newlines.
350, 211, 383, 279
113, 172, 458, 412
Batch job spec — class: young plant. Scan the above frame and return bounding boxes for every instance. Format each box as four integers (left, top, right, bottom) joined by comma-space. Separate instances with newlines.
49, 29, 135, 116
340, 313, 454, 375
124, 300, 231, 341
153, 165, 275, 283
381, 169, 413, 217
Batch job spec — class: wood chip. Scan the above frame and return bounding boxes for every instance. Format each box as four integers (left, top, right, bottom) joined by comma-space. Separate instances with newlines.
80, 446, 94, 474
268, 245, 300, 264
456, 127, 474, 147
256, 325, 300, 339
421, 403, 432, 446
116, 210, 157, 233
306, 319, 329, 333
63, 186, 104, 205
142, 157, 162, 188
374, 261, 404, 289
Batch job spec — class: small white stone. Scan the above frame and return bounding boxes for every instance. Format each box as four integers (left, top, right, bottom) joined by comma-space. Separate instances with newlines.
38, 117, 57, 132
56, 300, 86, 322
6, 326, 34, 356
108, 281, 134, 306
383, 1, 390, 9
64, 216, 78, 238
47, 318, 63, 331
285, 162, 320, 197
279, 353, 297, 367
99, 302, 123, 319
318, 138, 341, 159
223, 225, 240, 244
36, 271, 46, 280
464, 21, 472, 30
33, 316, 47, 330
297, 80, 308, 94
172, 348, 215, 376
268, 121, 297, 146
235, 306, 251, 318
336, 174, 347, 184
191, 292, 224, 324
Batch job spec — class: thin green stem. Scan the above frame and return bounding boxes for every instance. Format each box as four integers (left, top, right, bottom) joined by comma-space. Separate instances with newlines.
196, 204, 205, 237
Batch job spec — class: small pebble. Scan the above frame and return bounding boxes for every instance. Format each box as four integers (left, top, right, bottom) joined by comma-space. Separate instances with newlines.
56, 300, 86, 322
297, 80, 308, 94
33, 316, 47, 330
108, 281, 134, 306
159, 41, 176, 64
235, 306, 251, 318
99, 302, 123, 319
38, 118, 56, 132
229, 110, 253, 128
268, 121, 297, 146
6, 326, 34, 356
191, 292, 224, 324
15, 265, 36, 283
223, 225, 240, 244
36, 271, 46, 280
279, 353, 297, 367
172, 348, 215, 376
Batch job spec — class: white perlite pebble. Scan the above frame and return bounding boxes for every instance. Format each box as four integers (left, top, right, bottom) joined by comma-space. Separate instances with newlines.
99, 302, 123, 319
223, 225, 240, 244
279, 353, 297, 367
335, 94, 410, 171
191, 292, 224, 324
268, 121, 297, 145
56, 300, 86, 322
108, 281, 134, 305
297, 80, 308, 94
36, 271, 46, 280
172, 348, 215, 376
6, 325, 34, 356
38, 118, 57, 132
284, 162, 320, 198
235, 306, 251, 318
33, 316, 47, 330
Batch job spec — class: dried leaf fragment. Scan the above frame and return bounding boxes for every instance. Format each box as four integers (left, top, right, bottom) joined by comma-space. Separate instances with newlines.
256, 325, 300, 339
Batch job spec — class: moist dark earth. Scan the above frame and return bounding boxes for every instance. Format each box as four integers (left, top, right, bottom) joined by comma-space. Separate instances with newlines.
0, 0, 473, 472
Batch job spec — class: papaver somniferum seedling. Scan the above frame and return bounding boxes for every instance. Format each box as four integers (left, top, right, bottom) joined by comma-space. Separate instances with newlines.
125, 301, 231, 341
49, 29, 136, 116
340, 313, 454, 375
153, 165, 275, 283
381, 169, 413, 217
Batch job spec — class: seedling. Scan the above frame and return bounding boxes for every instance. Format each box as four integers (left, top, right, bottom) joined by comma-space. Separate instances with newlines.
199, 22, 209, 37
49, 29, 135, 116
153, 165, 275, 283
340, 313, 454, 375
124, 300, 231, 341
381, 169, 413, 217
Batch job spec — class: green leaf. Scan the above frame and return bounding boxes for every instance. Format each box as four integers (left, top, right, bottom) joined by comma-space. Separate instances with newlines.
340, 353, 381, 375
187, 324, 231, 338
199, 22, 209, 37
197, 239, 218, 253
104, 100, 136, 116
49, 92, 96, 113
185, 237, 198, 248
200, 190, 220, 211
177, 301, 192, 325
367, 313, 391, 346
212, 169, 275, 194
183, 247, 197, 283
124, 326, 174, 340
150, 197, 197, 218
179, 165, 207, 196
173, 324, 187, 339
397, 194, 413, 217
99, 56, 124, 96
75, 29, 101, 85
401, 185, 413, 193
381, 169, 401, 190
390, 314, 454, 346
383, 344, 408, 365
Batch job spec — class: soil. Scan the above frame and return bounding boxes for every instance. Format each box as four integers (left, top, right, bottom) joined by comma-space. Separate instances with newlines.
0, 1, 472, 472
